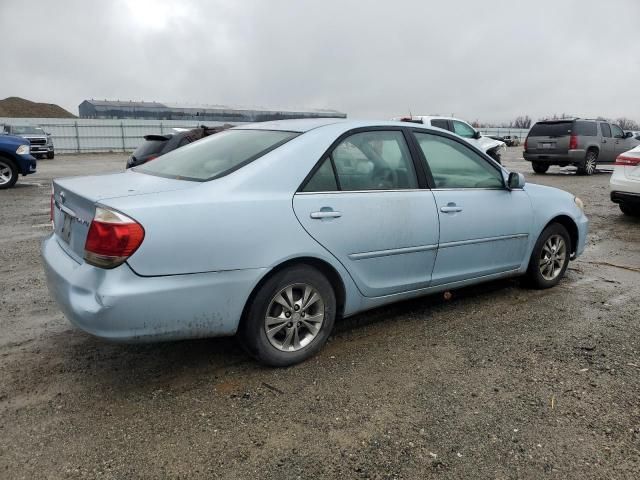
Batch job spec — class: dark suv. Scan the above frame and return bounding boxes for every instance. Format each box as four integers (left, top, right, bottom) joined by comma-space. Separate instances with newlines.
524, 119, 639, 175
126, 125, 231, 168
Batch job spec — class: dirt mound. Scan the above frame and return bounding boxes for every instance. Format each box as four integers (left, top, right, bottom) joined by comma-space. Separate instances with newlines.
0, 96, 76, 118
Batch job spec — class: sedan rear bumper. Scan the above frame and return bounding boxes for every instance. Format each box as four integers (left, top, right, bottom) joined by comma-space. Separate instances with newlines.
42, 234, 266, 342
611, 191, 640, 207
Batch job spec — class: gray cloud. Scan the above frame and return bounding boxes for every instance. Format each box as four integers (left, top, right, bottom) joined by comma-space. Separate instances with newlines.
2, 0, 639, 123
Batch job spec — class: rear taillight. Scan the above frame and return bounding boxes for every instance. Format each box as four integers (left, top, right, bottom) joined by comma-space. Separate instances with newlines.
615, 155, 640, 166
523, 137, 528, 151
569, 134, 578, 150
84, 207, 145, 269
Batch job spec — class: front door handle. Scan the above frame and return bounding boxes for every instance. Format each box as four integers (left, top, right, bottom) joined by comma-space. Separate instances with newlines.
440, 202, 463, 213
602, 139, 607, 143
310, 209, 342, 219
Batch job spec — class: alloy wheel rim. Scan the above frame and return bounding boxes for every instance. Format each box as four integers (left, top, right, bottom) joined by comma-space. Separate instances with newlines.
586, 156, 596, 174
264, 283, 325, 352
0, 161, 12, 185
539, 234, 567, 281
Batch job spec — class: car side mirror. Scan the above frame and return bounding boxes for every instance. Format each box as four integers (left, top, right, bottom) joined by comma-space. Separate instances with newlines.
508, 172, 525, 190
625, 131, 633, 138
473, 130, 482, 139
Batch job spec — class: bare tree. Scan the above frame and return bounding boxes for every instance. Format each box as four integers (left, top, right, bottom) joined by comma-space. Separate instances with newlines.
615, 117, 640, 131
512, 115, 532, 129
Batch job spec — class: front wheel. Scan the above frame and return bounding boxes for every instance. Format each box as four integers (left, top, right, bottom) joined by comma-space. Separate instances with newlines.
526, 223, 571, 289
47, 151, 55, 159
0, 158, 19, 189
532, 162, 549, 174
239, 265, 336, 367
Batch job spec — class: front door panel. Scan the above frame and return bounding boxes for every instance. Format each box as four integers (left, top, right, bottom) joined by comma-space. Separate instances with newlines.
431, 189, 532, 285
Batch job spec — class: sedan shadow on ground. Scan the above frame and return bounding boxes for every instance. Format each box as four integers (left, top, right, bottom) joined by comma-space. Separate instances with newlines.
44, 276, 524, 394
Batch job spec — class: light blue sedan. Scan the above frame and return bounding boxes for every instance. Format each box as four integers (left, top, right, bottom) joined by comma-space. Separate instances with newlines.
42, 119, 588, 366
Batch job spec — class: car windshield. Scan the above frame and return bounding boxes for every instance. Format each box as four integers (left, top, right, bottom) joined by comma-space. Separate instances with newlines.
136, 129, 299, 181
528, 121, 572, 137
12, 126, 45, 135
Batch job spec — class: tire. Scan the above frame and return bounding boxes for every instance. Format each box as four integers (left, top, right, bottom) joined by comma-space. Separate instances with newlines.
577, 150, 597, 175
239, 265, 336, 367
47, 151, 55, 159
488, 150, 502, 165
620, 203, 640, 217
532, 162, 549, 174
0, 157, 19, 189
525, 223, 571, 289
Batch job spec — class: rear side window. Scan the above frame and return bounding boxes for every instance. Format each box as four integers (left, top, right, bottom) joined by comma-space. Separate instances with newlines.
133, 139, 166, 158
600, 123, 612, 137
573, 121, 597, 136
529, 121, 572, 137
302, 131, 418, 192
136, 129, 298, 181
431, 119, 450, 130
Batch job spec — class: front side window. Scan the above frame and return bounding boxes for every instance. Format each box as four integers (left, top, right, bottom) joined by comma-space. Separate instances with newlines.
452, 120, 476, 138
311, 130, 418, 191
136, 129, 298, 181
414, 132, 504, 189
611, 124, 624, 138
600, 123, 612, 137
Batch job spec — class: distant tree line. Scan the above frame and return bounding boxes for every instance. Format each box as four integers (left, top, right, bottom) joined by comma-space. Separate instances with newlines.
472, 115, 639, 131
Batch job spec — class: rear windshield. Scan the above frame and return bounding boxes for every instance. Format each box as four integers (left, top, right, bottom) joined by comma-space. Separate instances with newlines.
135, 129, 299, 181
529, 121, 573, 137
133, 139, 167, 157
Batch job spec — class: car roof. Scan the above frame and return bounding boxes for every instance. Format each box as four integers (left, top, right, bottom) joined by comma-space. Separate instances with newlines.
234, 118, 448, 133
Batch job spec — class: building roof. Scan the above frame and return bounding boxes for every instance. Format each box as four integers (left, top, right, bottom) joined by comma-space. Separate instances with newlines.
81, 99, 345, 116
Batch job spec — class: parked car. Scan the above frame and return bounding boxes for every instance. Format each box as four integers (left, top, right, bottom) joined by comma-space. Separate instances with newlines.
0, 134, 37, 189
524, 119, 639, 175
42, 119, 588, 366
626, 131, 640, 141
126, 125, 232, 168
394, 116, 506, 164
610, 144, 640, 216
3, 124, 54, 159
503, 135, 521, 147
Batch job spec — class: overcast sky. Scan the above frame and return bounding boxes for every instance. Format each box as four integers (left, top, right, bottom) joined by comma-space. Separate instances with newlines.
1, 0, 639, 123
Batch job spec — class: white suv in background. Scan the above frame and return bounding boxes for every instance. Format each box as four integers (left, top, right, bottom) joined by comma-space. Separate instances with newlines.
610, 144, 640, 216
394, 115, 506, 164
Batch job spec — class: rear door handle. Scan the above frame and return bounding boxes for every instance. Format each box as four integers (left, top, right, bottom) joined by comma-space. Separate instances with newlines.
440, 202, 463, 213
310, 209, 342, 219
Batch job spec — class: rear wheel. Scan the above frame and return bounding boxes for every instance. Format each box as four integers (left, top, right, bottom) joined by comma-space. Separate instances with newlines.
577, 150, 597, 175
620, 203, 640, 217
532, 162, 549, 174
0, 157, 18, 189
526, 223, 571, 289
239, 265, 336, 367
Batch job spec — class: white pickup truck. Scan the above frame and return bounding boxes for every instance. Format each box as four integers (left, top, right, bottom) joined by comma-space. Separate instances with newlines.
393, 115, 506, 164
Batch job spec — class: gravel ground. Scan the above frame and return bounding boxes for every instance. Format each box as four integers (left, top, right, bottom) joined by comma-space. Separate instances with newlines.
0, 150, 639, 479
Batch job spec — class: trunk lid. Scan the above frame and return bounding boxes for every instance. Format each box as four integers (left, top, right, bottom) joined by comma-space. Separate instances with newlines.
52, 171, 195, 262
526, 121, 573, 154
